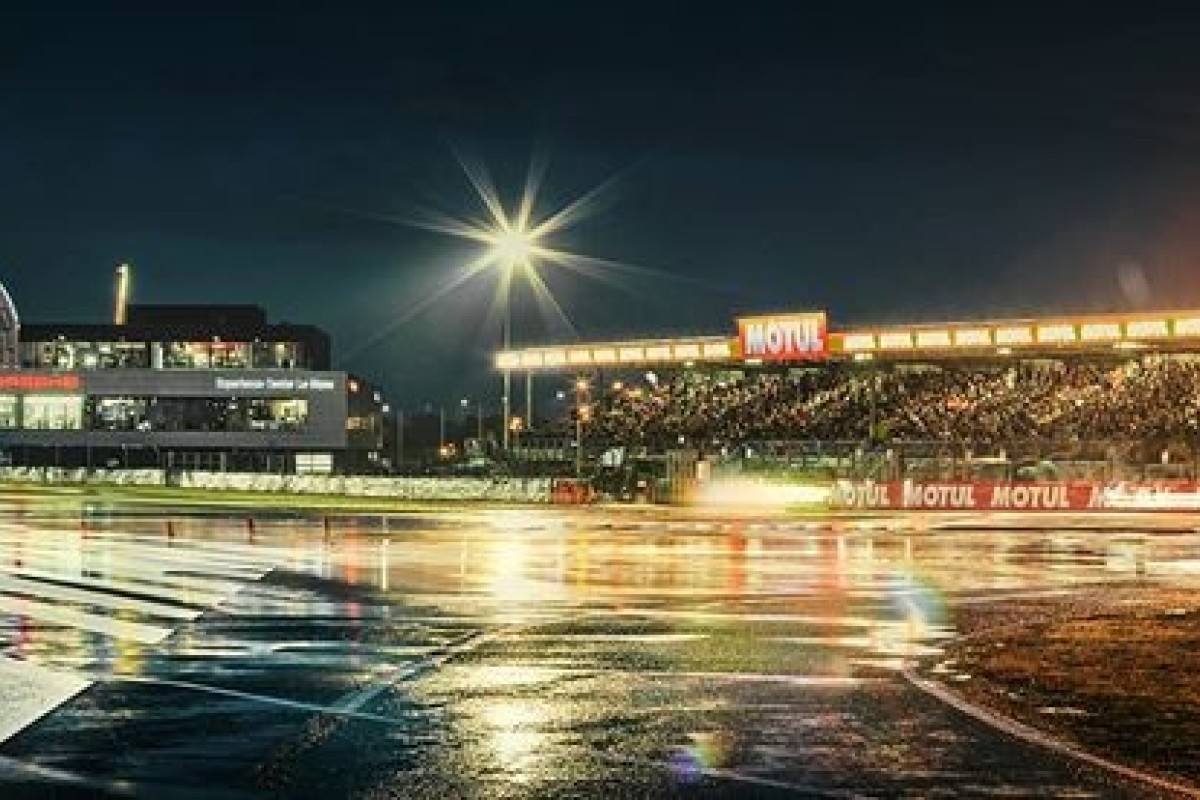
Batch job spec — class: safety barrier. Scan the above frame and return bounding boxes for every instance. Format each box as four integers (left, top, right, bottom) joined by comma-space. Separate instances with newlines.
550, 478, 595, 505
0, 468, 553, 503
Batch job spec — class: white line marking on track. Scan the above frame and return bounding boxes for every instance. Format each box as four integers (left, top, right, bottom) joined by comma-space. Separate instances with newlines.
903, 666, 1200, 798
0, 574, 201, 621
0, 593, 173, 644
0, 657, 90, 744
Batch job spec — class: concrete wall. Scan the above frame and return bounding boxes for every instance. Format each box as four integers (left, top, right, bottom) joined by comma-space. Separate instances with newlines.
0, 467, 552, 503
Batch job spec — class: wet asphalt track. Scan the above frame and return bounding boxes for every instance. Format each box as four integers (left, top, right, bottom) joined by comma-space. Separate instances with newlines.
0, 494, 1197, 798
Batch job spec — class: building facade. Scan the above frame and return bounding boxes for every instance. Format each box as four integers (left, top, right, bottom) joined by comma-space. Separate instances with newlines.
3, 303, 387, 474
0, 282, 17, 369
20, 304, 330, 372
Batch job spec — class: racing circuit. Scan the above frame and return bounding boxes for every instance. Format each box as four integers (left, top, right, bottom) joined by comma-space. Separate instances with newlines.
1, 490, 1198, 798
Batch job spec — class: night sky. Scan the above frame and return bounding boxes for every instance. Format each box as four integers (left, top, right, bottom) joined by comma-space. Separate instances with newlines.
5, 3, 1200, 407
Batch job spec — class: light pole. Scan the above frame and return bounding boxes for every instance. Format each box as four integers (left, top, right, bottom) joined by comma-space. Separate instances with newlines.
461, 397, 483, 446
574, 377, 590, 478
396, 409, 404, 472
501, 262, 514, 452
526, 372, 534, 433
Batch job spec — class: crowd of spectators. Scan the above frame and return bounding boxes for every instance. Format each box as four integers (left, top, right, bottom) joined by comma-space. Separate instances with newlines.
551, 357, 1200, 448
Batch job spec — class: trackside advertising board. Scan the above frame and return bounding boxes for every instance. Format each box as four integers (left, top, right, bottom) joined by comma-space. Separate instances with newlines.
738, 312, 828, 361
830, 481, 1200, 511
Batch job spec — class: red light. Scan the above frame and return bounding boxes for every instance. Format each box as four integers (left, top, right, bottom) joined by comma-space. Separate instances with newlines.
0, 374, 81, 391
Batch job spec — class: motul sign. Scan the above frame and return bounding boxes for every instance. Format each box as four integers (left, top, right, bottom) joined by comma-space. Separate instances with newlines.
830, 480, 1200, 511
738, 313, 827, 361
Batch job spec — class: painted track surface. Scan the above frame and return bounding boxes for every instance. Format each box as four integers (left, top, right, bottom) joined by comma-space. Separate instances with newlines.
0, 496, 1195, 798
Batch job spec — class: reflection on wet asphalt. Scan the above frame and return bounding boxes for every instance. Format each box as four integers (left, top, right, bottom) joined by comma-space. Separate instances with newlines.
0, 498, 1193, 797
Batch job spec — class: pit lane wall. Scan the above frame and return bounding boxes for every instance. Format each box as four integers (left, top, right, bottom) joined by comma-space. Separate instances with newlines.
0, 468, 554, 503
830, 480, 1200, 511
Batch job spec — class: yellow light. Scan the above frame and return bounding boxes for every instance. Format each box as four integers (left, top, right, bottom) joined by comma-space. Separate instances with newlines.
496, 352, 521, 369
1174, 317, 1200, 337
518, 352, 544, 368
618, 347, 644, 362
1036, 324, 1076, 343
995, 326, 1033, 345
914, 329, 952, 348
701, 341, 732, 358
842, 333, 876, 351
489, 228, 537, 266
1126, 319, 1169, 338
574, 377, 590, 392
1079, 322, 1121, 341
878, 332, 914, 349
953, 328, 992, 347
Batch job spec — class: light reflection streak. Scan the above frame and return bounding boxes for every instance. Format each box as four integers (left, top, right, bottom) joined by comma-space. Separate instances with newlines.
479, 699, 551, 782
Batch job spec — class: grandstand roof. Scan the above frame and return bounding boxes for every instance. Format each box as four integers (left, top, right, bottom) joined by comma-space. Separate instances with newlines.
495, 308, 1200, 371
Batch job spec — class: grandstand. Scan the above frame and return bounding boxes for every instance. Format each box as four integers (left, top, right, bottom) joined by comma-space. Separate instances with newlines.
495, 308, 1200, 488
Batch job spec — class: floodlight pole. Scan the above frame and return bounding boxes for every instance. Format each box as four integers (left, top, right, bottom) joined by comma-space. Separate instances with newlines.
501, 276, 512, 452
526, 373, 533, 432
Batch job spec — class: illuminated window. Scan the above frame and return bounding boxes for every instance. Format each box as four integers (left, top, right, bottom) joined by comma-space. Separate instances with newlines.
1174, 318, 1200, 337
1126, 319, 1169, 338
878, 332, 914, 349
1036, 324, 1076, 343
953, 329, 991, 346
518, 352, 545, 368
842, 333, 876, 351
247, 398, 309, 432
618, 347, 644, 362
701, 341, 732, 358
1079, 323, 1121, 341
915, 330, 952, 348
0, 395, 15, 428
88, 397, 148, 431
995, 326, 1034, 345
210, 342, 251, 368
495, 352, 521, 369
21, 395, 83, 430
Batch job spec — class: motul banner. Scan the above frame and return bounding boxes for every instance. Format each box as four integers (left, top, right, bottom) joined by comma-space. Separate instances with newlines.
738, 312, 828, 361
830, 481, 1200, 511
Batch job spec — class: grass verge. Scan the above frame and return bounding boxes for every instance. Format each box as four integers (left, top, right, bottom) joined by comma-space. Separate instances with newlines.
937, 585, 1200, 788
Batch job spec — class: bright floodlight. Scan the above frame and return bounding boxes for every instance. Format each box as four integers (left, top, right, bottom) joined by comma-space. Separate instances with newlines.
489, 227, 537, 268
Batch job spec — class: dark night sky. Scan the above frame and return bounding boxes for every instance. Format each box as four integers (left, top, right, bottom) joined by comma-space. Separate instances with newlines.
5, 2, 1200, 406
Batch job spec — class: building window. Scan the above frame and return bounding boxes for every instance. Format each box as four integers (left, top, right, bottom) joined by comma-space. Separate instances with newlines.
245, 398, 308, 432
21, 395, 83, 430
28, 341, 149, 369
253, 341, 302, 369
0, 395, 16, 428
87, 397, 149, 431
296, 453, 333, 475
211, 342, 251, 368
162, 342, 212, 369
